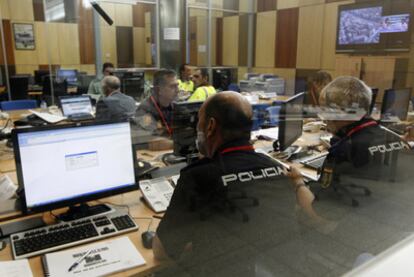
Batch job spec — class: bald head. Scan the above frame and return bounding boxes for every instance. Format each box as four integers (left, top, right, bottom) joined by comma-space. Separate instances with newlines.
102, 76, 121, 96
201, 91, 253, 142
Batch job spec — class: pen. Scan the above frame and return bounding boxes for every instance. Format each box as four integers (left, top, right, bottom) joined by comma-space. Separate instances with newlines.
67, 249, 93, 272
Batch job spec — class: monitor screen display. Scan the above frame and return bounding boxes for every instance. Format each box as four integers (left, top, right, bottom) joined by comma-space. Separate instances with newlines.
60, 96, 93, 117
381, 88, 412, 121
336, 0, 412, 52
278, 93, 305, 151
14, 122, 136, 212
57, 69, 78, 83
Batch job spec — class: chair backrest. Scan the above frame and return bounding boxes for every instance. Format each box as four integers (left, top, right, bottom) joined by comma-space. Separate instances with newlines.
9, 75, 29, 100
0, 100, 37, 111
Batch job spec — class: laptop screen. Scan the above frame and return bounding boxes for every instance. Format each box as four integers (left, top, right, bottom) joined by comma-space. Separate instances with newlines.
61, 96, 93, 117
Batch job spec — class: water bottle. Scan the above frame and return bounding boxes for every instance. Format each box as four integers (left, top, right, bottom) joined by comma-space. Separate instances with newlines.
40, 100, 47, 111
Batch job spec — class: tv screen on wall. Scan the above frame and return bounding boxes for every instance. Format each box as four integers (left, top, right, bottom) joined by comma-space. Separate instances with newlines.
336, 0, 412, 53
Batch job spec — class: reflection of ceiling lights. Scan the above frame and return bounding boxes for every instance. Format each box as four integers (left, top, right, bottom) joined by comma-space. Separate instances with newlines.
83, 0, 92, 9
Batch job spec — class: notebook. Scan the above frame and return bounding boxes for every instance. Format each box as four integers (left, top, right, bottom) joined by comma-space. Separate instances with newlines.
42, 237, 146, 277
59, 96, 94, 121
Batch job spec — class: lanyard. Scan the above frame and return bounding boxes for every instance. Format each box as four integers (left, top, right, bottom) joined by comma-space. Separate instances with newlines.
150, 96, 172, 136
220, 145, 254, 154
345, 120, 378, 137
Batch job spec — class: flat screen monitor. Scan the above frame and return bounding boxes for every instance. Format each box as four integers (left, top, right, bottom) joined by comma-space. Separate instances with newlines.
336, 0, 412, 53
12, 121, 137, 214
172, 101, 203, 157
57, 69, 78, 84
380, 88, 412, 121
369, 88, 379, 115
34, 70, 50, 85
278, 93, 305, 151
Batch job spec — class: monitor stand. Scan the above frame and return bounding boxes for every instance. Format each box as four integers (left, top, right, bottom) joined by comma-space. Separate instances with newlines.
57, 203, 114, 222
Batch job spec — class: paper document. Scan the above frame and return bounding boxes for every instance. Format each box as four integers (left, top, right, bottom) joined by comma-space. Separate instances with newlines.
43, 237, 146, 277
0, 174, 18, 200
0, 259, 33, 277
29, 110, 66, 124
251, 127, 279, 140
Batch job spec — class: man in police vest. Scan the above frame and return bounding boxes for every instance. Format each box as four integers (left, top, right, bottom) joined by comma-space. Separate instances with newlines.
188, 68, 216, 102
152, 91, 314, 276
318, 76, 411, 201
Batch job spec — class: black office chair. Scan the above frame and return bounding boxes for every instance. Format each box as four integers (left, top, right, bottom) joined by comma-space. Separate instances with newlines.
9, 75, 29, 100
42, 75, 68, 105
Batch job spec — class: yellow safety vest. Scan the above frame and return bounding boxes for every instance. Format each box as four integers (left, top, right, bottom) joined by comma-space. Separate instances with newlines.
188, 86, 216, 102
178, 79, 194, 93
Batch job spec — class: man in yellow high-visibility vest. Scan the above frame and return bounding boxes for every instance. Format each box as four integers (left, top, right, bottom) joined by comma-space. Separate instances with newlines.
188, 68, 216, 102
177, 64, 194, 94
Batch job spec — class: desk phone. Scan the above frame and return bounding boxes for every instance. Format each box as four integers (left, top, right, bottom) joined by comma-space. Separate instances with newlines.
139, 177, 175, 213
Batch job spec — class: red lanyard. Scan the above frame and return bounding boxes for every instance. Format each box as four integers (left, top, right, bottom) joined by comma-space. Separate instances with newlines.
220, 145, 254, 154
150, 96, 172, 136
346, 120, 378, 137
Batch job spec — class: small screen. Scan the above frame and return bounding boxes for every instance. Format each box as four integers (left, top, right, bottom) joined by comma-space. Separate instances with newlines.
61, 96, 93, 117
57, 69, 78, 83
278, 93, 305, 151
17, 122, 135, 209
381, 89, 412, 121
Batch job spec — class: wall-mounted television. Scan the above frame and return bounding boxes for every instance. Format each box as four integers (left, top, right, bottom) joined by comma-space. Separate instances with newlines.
336, 0, 412, 53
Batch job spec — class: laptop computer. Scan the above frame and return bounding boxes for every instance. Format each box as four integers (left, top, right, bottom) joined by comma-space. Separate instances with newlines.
59, 95, 95, 121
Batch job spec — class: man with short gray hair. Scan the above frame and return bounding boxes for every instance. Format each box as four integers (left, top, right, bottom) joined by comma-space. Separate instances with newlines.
95, 75, 137, 122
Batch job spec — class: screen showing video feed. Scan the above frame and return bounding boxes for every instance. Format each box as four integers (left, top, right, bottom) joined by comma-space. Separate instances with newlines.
338, 6, 410, 46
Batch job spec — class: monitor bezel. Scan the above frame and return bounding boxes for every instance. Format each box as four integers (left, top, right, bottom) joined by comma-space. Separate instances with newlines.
12, 120, 139, 214
277, 92, 305, 151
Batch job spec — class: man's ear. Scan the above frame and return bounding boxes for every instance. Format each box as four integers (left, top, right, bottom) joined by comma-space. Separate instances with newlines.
206, 117, 217, 138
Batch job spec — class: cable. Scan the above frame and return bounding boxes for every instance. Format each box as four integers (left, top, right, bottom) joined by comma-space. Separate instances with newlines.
1, 119, 11, 131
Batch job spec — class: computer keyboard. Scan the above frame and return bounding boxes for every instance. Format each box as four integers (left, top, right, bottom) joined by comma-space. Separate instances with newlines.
10, 210, 138, 260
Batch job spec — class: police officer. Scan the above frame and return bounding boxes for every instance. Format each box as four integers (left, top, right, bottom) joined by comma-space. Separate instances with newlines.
135, 69, 178, 136
318, 76, 411, 205
188, 68, 216, 102
152, 91, 314, 276
177, 63, 194, 95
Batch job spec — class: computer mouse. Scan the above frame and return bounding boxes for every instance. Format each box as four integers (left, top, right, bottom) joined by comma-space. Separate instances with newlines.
141, 231, 155, 249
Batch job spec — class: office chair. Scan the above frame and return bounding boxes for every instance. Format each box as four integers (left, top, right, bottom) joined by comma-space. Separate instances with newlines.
0, 100, 37, 111
9, 75, 29, 100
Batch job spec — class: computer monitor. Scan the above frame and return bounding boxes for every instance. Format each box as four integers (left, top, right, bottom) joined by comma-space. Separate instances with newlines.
34, 70, 50, 85
172, 101, 203, 157
12, 121, 138, 217
56, 69, 78, 84
369, 88, 379, 115
277, 92, 305, 151
381, 88, 412, 121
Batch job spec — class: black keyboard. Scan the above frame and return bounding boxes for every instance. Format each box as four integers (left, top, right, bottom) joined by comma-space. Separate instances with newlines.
11, 211, 138, 259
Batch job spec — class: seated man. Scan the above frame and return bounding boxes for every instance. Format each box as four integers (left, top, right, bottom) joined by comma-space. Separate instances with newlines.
188, 68, 216, 102
135, 69, 178, 137
95, 76, 136, 122
178, 63, 194, 95
304, 70, 332, 106
318, 76, 411, 192
153, 92, 313, 276
87, 62, 114, 102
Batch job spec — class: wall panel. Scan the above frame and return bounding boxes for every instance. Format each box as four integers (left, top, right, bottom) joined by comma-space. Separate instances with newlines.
255, 11, 276, 68
144, 12, 152, 65
115, 4, 133, 27
222, 16, 239, 66
9, 0, 34, 21
116, 26, 133, 67
321, 0, 354, 70
133, 27, 146, 65
15, 65, 38, 74
0, 0, 10, 19
215, 17, 223, 65
80, 64, 96, 75
238, 14, 248, 67
276, 8, 299, 68
277, 0, 299, 10
33, 0, 45, 22
101, 26, 117, 65
196, 16, 208, 66
36, 22, 60, 65
298, 0, 324, 6
296, 4, 324, 69
57, 23, 80, 65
